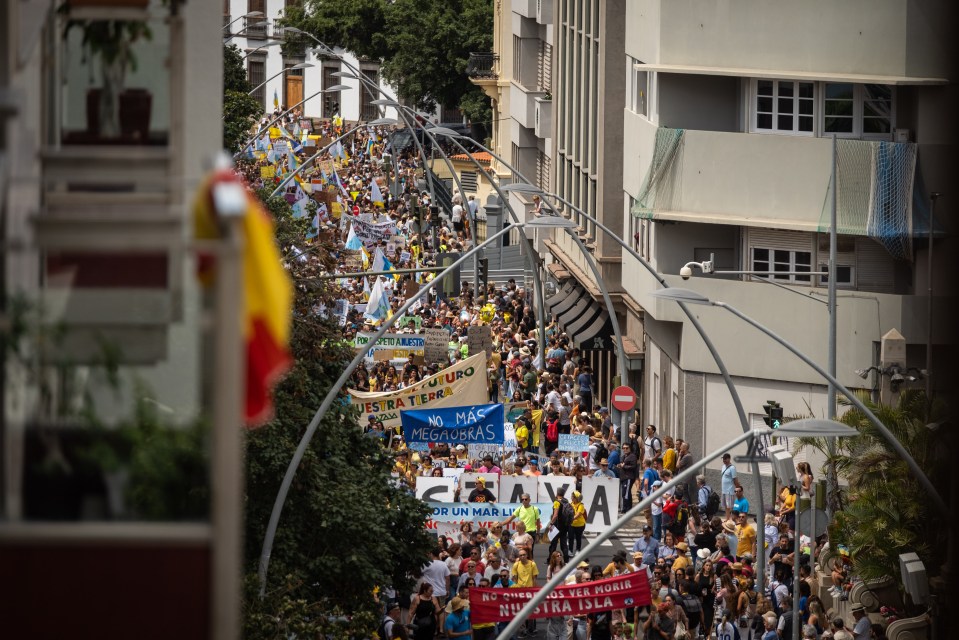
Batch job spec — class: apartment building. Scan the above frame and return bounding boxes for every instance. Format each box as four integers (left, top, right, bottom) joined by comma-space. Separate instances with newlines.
621, 1, 957, 464
1, 0, 243, 637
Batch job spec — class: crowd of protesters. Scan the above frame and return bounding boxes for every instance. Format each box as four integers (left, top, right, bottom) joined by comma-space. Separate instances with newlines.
234, 113, 874, 640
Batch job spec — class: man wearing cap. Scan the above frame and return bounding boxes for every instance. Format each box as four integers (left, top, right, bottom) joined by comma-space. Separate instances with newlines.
468, 477, 496, 503
720, 453, 742, 520
851, 605, 871, 640
502, 494, 542, 553
379, 600, 402, 640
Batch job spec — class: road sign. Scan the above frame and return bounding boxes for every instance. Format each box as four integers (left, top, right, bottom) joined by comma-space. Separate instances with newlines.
611, 385, 637, 412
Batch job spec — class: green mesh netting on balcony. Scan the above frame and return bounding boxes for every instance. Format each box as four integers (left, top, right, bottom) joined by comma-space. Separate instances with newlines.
818, 139, 918, 260
630, 127, 685, 220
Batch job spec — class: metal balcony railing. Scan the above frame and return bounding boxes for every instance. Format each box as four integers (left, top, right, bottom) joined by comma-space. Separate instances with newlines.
466, 53, 499, 79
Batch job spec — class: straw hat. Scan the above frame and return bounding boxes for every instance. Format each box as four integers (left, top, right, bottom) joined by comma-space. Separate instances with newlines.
722, 520, 737, 534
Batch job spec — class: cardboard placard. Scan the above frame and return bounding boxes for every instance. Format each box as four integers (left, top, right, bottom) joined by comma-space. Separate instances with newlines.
468, 325, 493, 358
424, 328, 450, 364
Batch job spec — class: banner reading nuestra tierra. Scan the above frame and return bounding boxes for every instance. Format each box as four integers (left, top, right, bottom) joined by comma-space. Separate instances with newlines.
349, 353, 488, 428
469, 572, 651, 623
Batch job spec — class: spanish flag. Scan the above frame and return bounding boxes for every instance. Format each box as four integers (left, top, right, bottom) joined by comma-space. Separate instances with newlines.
194, 169, 293, 426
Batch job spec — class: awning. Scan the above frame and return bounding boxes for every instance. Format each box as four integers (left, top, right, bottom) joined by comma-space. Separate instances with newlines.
548, 281, 615, 351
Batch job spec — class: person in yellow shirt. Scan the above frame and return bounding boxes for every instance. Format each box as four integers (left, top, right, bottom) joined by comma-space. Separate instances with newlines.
568, 490, 588, 554
510, 548, 538, 587
671, 541, 692, 573
735, 512, 757, 559
515, 419, 530, 452
661, 436, 677, 473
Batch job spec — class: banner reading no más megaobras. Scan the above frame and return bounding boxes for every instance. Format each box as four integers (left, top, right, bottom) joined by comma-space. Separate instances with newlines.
402, 403, 505, 444
348, 353, 488, 428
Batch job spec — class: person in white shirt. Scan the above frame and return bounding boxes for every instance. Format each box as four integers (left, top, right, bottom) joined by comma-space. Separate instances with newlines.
421, 548, 451, 603
644, 424, 663, 462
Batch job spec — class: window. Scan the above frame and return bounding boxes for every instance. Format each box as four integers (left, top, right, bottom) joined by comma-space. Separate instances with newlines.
751, 80, 894, 139
536, 151, 551, 192
513, 35, 522, 81
511, 143, 520, 182
359, 66, 380, 121
322, 64, 340, 117
460, 171, 478, 193
753, 80, 814, 134
537, 42, 553, 93
751, 247, 813, 284
245, 0, 266, 39
247, 59, 266, 111
819, 263, 855, 287
626, 57, 648, 117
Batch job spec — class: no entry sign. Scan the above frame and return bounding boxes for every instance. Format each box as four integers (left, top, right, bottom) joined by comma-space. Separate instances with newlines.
611, 385, 637, 412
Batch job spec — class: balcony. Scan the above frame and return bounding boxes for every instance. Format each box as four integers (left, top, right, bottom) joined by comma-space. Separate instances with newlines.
510, 84, 547, 130
466, 53, 499, 80
534, 97, 552, 139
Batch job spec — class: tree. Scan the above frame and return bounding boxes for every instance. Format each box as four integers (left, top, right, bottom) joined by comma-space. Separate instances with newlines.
224, 44, 263, 153
242, 190, 434, 638
286, 0, 493, 122
793, 390, 949, 587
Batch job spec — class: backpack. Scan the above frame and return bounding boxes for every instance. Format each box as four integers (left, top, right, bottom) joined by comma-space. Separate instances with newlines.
546, 419, 559, 442
705, 490, 721, 517
680, 593, 702, 614
558, 497, 575, 529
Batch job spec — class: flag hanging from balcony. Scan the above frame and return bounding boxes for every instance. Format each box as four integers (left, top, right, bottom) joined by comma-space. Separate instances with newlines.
193, 169, 293, 426
273, 88, 279, 110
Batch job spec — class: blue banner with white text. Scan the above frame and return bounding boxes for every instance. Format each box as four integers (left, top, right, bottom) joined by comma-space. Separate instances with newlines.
402, 403, 505, 444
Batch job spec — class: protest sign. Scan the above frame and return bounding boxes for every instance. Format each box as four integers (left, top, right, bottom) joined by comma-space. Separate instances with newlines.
537, 476, 576, 505
504, 402, 528, 423
354, 332, 425, 356
402, 403, 505, 445
457, 472, 499, 502
581, 476, 619, 533
442, 467, 464, 479
468, 325, 494, 358
415, 477, 456, 502
424, 328, 450, 364
498, 475, 539, 504
468, 423, 515, 460
349, 353, 488, 428
558, 434, 590, 453
351, 217, 397, 245
469, 572, 651, 623
425, 501, 553, 524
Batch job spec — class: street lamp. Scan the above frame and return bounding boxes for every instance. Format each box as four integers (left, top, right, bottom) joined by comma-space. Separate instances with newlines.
248, 62, 314, 95
258, 221, 527, 596
648, 287, 949, 519
240, 41, 284, 60
223, 10, 263, 32
495, 424, 841, 640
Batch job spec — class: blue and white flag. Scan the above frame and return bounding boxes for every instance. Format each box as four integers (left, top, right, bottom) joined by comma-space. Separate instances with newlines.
345, 223, 364, 250
364, 276, 390, 321
371, 179, 385, 208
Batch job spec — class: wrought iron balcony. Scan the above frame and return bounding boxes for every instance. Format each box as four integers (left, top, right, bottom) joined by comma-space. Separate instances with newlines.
466, 53, 499, 79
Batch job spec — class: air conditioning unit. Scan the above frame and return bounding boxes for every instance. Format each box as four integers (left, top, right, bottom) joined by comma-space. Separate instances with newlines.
894, 129, 911, 143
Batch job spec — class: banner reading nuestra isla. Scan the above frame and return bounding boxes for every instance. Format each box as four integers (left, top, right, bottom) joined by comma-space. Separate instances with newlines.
348, 353, 488, 428
469, 572, 652, 623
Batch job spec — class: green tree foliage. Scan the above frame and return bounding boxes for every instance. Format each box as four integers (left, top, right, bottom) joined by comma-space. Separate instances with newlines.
793, 390, 948, 586
286, 0, 493, 122
224, 44, 263, 153
242, 190, 434, 638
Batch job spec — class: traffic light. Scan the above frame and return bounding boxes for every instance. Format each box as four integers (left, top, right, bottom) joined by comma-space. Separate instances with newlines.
478, 257, 489, 286
763, 400, 783, 428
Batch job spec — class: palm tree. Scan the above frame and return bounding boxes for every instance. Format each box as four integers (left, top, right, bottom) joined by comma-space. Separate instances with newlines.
792, 389, 947, 585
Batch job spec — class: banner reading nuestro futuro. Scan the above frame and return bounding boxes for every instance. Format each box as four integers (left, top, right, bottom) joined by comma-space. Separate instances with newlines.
402, 403, 505, 444
469, 572, 652, 623
348, 353, 488, 428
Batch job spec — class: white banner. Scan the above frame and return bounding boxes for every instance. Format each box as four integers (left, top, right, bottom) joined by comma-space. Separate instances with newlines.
416, 477, 456, 502
468, 423, 515, 460
498, 475, 540, 504
537, 476, 576, 507
458, 472, 500, 503
349, 353, 488, 428
582, 476, 620, 533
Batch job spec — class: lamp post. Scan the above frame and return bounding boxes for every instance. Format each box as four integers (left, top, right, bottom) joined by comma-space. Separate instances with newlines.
223, 10, 263, 32
648, 287, 950, 519
240, 40, 284, 60
257, 221, 526, 596
234, 84, 351, 159
248, 62, 313, 96
494, 421, 857, 640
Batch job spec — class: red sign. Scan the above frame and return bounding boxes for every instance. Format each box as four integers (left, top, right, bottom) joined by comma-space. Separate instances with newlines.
611, 385, 637, 412
469, 572, 651, 623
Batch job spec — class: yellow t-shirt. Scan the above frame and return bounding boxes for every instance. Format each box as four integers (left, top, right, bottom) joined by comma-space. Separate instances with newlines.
737, 523, 757, 557
516, 424, 529, 448
511, 559, 538, 587
571, 502, 587, 528
672, 554, 691, 573
662, 448, 677, 472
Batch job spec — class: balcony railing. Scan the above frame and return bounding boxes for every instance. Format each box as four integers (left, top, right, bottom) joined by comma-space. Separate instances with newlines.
466, 53, 499, 79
